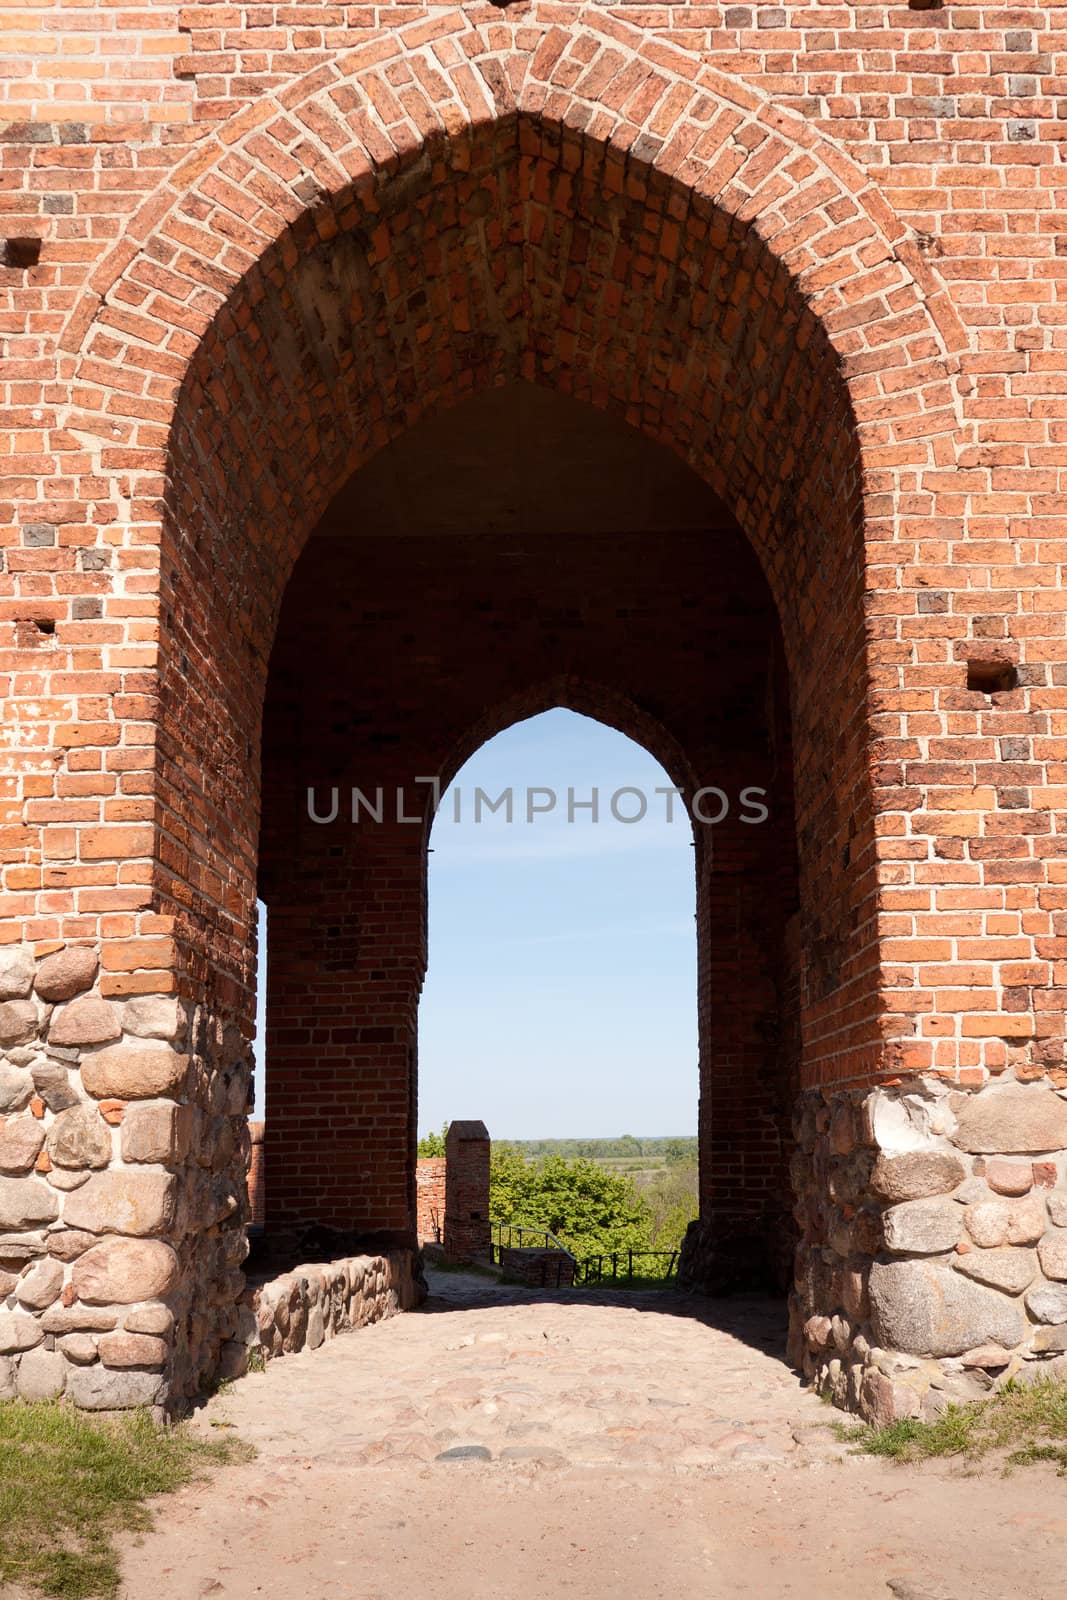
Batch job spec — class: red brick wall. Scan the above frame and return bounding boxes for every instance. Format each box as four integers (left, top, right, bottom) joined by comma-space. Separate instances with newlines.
415, 1157, 445, 1244
247, 1119, 265, 1228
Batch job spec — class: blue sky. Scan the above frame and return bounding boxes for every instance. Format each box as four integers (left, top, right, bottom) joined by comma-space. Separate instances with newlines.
255, 709, 699, 1139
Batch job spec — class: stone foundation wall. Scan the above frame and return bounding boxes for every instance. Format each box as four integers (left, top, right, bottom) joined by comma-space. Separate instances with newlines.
790, 1073, 1067, 1424
249, 1250, 420, 1364
0, 945, 251, 1410
499, 1248, 576, 1289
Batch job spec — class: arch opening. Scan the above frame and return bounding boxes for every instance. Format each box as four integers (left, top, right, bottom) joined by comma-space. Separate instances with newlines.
254, 382, 801, 1301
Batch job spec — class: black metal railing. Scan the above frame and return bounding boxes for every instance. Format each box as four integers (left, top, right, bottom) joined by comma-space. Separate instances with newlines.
488, 1224, 679, 1290
577, 1249, 678, 1286
488, 1221, 576, 1262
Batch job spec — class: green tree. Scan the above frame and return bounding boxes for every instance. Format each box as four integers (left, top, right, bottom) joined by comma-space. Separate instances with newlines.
641, 1161, 699, 1252
417, 1123, 448, 1158
489, 1149, 653, 1261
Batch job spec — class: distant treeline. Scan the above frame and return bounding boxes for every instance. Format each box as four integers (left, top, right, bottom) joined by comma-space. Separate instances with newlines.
496, 1135, 696, 1164
416, 1128, 697, 1164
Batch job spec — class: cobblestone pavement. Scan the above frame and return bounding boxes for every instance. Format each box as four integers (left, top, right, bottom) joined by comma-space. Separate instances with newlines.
117, 1270, 1067, 1600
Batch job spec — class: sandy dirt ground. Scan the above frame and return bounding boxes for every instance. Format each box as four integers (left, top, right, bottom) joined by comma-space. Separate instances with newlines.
113, 1270, 1067, 1600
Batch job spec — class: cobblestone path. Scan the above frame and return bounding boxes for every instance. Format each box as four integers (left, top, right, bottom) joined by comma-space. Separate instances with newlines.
117, 1271, 1067, 1599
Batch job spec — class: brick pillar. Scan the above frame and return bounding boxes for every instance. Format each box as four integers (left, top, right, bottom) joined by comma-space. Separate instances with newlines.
443, 1121, 491, 1261
260, 809, 423, 1242
681, 740, 801, 1295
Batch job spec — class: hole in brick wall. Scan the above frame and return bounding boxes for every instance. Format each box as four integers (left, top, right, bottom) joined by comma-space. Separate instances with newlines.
967, 660, 1017, 694
2, 237, 42, 269
32, 618, 55, 636
908, 0, 943, 8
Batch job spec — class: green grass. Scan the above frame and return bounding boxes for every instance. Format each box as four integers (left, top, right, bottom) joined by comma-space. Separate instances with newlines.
0, 1400, 252, 1599
835, 1376, 1067, 1471
579, 1272, 676, 1291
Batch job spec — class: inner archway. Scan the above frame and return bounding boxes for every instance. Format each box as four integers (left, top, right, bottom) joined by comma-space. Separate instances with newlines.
256, 381, 800, 1294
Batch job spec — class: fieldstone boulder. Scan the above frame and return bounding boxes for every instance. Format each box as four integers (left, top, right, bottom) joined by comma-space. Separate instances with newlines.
1026, 1282, 1067, 1323
1038, 1234, 1067, 1282
985, 1159, 1033, 1196
869, 1151, 966, 1202
34, 946, 98, 1003
120, 1102, 192, 1165
0, 1002, 37, 1049
46, 1105, 112, 1170
965, 1193, 1046, 1248
48, 998, 121, 1048
961, 1344, 1012, 1370
16, 1346, 66, 1400
97, 1331, 168, 1369
217, 1340, 248, 1381
0, 1176, 59, 1229
72, 1237, 178, 1304
30, 1060, 78, 1112
952, 1083, 1067, 1154
0, 1116, 45, 1173
16, 1256, 64, 1309
65, 1365, 162, 1410
955, 1248, 1037, 1295
80, 1045, 188, 1101
860, 1368, 921, 1429
0, 1311, 45, 1353
47, 1168, 91, 1193
40, 1304, 117, 1334
57, 1333, 98, 1365
64, 1171, 177, 1237
869, 1257, 1026, 1356
0, 947, 35, 1000
46, 1228, 97, 1262
882, 1199, 961, 1255
0, 1231, 46, 1266
119, 995, 183, 1042
125, 1303, 173, 1336
1048, 1193, 1067, 1228
0, 1063, 33, 1113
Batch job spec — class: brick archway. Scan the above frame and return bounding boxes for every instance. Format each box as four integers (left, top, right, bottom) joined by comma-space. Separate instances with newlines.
37, 10, 971, 1405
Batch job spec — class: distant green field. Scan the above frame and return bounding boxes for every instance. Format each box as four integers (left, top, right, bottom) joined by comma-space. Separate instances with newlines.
499, 1136, 696, 1166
